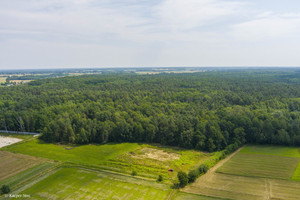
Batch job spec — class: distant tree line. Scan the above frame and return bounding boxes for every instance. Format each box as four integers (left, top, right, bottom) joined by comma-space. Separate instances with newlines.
1, 70, 300, 152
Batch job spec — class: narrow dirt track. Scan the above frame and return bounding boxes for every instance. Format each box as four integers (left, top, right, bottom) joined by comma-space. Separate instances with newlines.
188, 145, 245, 186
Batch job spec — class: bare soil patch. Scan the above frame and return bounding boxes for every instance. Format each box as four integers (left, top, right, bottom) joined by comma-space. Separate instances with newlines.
0, 136, 22, 148
131, 147, 180, 161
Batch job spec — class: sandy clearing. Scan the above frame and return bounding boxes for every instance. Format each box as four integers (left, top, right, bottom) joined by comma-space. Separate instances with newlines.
0, 136, 22, 148
131, 147, 180, 161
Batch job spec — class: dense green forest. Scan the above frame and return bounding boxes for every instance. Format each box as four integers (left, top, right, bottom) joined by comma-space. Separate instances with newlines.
1, 69, 300, 151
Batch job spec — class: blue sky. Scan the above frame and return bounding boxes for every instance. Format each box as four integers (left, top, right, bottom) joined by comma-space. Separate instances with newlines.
1, 0, 300, 69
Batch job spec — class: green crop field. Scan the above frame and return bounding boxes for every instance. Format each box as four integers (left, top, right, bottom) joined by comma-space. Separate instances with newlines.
13, 167, 172, 200
217, 145, 300, 179
3, 139, 211, 180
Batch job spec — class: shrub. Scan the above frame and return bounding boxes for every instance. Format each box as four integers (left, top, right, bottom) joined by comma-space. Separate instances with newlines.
177, 171, 188, 188
198, 164, 209, 174
188, 170, 199, 183
131, 170, 137, 176
157, 174, 163, 182
1, 185, 10, 194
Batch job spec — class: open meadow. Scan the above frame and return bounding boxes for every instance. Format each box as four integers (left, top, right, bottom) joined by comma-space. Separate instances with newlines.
3, 139, 211, 180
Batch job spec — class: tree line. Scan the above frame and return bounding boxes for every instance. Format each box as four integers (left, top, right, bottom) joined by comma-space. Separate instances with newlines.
1, 69, 300, 151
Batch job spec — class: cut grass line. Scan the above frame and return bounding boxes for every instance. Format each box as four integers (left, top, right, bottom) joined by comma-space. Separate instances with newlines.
240, 145, 300, 158
292, 161, 300, 181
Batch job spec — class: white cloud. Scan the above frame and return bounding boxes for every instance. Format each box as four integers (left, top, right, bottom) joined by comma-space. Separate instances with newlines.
1, 0, 300, 68
155, 0, 244, 31
230, 13, 300, 40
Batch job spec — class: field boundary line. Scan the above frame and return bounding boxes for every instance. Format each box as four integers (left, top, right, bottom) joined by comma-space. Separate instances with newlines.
211, 145, 245, 173
167, 189, 177, 200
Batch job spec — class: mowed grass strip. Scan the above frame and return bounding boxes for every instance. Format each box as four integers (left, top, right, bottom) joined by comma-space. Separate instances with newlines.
217, 153, 299, 179
4, 139, 140, 166
16, 168, 172, 200
292, 161, 300, 181
240, 145, 300, 158
0, 151, 44, 181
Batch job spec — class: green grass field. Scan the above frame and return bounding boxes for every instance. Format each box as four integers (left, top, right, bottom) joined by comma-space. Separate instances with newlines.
217, 145, 300, 179
3, 139, 211, 180
240, 145, 300, 157
13, 167, 172, 200
292, 161, 300, 181
107, 144, 210, 179
3, 139, 140, 166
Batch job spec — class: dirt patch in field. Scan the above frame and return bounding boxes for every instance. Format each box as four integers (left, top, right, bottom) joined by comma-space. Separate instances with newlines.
0, 136, 22, 148
130, 147, 180, 161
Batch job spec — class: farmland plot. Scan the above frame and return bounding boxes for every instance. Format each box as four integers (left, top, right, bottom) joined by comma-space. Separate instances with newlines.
217, 153, 299, 179
184, 145, 300, 200
217, 145, 300, 179
0, 151, 44, 182
14, 168, 172, 200
184, 172, 300, 200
